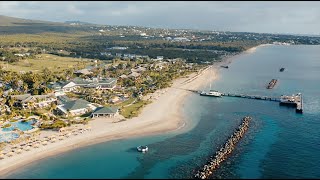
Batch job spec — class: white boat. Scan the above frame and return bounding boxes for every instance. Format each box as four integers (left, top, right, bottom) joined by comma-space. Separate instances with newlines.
200, 90, 222, 97
199, 66, 222, 97
137, 145, 148, 152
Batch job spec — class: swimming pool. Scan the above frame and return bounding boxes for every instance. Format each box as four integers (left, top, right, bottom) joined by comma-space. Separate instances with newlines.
1, 119, 37, 132
0, 132, 20, 143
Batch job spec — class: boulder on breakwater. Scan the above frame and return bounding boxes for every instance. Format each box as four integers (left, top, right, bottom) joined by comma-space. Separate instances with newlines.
194, 116, 252, 179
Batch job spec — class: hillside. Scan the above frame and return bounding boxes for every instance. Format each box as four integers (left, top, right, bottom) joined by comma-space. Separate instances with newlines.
1, 15, 319, 64
0, 15, 94, 34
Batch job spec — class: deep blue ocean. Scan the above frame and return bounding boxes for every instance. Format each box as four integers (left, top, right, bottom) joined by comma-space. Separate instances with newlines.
5, 45, 320, 179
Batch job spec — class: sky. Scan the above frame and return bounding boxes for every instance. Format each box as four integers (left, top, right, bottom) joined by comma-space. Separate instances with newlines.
0, 1, 320, 35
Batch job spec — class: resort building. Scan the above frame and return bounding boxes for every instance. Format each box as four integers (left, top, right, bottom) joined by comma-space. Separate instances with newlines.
49, 81, 78, 95
49, 77, 118, 95
91, 106, 119, 118
72, 77, 118, 90
11, 93, 57, 109
56, 99, 96, 117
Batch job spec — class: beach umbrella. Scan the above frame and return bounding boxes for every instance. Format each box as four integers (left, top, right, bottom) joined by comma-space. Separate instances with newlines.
25, 146, 31, 151
51, 138, 56, 142
34, 144, 40, 148
16, 149, 22, 154
7, 152, 14, 157
42, 141, 48, 145
0, 154, 4, 159
58, 136, 64, 140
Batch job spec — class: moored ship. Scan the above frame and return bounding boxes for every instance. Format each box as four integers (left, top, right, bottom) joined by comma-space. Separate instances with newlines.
200, 90, 222, 97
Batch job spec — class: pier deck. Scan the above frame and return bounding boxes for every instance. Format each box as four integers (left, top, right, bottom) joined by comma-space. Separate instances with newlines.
221, 93, 281, 102
184, 88, 303, 113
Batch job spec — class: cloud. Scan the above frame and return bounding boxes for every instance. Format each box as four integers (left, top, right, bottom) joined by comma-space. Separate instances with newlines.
0, 1, 320, 34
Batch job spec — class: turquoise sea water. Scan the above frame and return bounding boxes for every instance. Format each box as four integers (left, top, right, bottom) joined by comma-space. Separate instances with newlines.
5, 45, 320, 179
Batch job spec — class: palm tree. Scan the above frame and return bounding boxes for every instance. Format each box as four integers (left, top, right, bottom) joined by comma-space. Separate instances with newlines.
49, 102, 57, 114
27, 101, 35, 116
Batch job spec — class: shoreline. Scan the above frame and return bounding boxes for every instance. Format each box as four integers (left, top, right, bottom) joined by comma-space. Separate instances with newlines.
0, 44, 263, 177
0, 63, 217, 177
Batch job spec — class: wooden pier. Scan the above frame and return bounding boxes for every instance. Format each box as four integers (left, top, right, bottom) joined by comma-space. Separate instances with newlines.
222, 92, 303, 113
221, 93, 281, 102
184, 88, 303, 113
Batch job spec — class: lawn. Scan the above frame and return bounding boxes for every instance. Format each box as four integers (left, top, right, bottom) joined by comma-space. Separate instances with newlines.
0, 53, 94, 73
118, 97, 136, 107
120, 100, 151, 119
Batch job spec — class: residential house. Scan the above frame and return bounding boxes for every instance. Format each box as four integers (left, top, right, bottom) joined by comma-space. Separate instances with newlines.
91, 106, 119, 118
128, 72, 141, 78
119, 74, 128, 79
56, 99, 96, 117
131, 66, 146, 73
156, 56, 164, 60
74, 69, 92, 76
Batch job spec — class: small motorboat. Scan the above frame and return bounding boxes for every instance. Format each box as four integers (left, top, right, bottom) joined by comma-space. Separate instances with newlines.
137, 145, 148, 153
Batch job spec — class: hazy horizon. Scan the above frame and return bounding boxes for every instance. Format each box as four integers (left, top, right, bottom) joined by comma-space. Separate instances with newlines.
0, 1, 320, 35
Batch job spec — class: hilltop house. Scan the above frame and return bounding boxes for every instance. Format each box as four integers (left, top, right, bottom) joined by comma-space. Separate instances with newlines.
91, 106, 119, 118
56, 99, 96, 117
74, 69, 92, 76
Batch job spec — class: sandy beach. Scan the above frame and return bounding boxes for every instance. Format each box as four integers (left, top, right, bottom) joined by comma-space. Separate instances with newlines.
0, 62, 219, 177
245, 43, 272, 54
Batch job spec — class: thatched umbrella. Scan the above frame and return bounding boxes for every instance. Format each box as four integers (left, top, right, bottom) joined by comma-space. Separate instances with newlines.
16, 149, 22, 154
58, 136, 64, 140
0, 153, 4, 160
86, 126, 92, 131
51, 138, 56, 143
7, 152, 14, 157
25, 146, 31, 151
42, 141, 48, 146
34, 143, 40, 148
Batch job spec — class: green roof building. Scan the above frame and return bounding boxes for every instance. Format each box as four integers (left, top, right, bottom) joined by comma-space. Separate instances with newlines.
57, 99, 95, 117
91, 106, 119, 118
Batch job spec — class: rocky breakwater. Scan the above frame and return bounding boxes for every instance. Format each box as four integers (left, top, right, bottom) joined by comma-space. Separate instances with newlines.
194, 116, 252, 179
